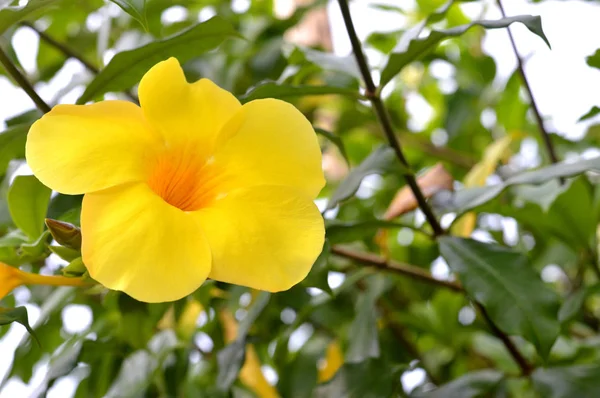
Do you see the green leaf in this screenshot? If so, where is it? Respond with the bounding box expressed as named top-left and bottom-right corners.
top-left (216, 339), bottom-right (246, 391)
top-left (380, 15), bottom-right (550, 88)
top-left (578, 105), bottom-right (600, 122)
top-left (77, 16), bottom-right (240, 104)
top-left (327, 145), bottom-right (405, 211)
top-left (0, 0), bottom-right (61, 35)
top-left (346, 293), bottom-right (380, 363)
top-left (0, 124), bottom-right (29, 178)
top-left (278, 335), bottom-right (329, 398)
top-left (240, 81), bottom-right (361, 102)
top-left (216, 292), bottom-right (270, 391)
top-left (532, 364), bottom-right (600, 398)
top-left (295, 47), bottom-right (361, 80)
top-left (7, 175), bottom-right (51, 239)
top-left (0, 306), bottom-right (39, 344)
top-left (314, 127), bottom-right (349, 164)
top-left (326, 219), bottom-right (423, 244)
top-left (109, 0), bottom-right (148, 31)
top-left (105, 350), bottom-right (157, 398)
top-left (413, 370), bottom-right (504, 398)
top-left (439, 237), bottom-right (560, 359)
top-left (586, 48), bottom-right (600, 69)
top-left (448, 156), bottom-right (600, 214)
top-left (314, 359), bottom-right (399, 398)
top-left (558, 289), bottom-right (586, 324)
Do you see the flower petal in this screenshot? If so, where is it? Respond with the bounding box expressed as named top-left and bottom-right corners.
top-left (81, 183), bottom-right (211, 303)
top-left (195, 186), bottom-right (325, 292)
top-left (26, 101), bottom-right (162, 195)
top-left (213, 99), bottom-right (325, 198)
top-left (138, 57), bottom-right (241, 154)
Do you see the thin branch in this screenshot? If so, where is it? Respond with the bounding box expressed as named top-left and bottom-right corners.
top-left (331, 245), bottom-right (464, 292)
top-left (476, 303), bottom-right (533, 376)
top-left (496, 0), bottom-right (559, 165)
top-left (20, 21), bottom-right (99, 74)
top-left (0, 44), bottom-right (50, 113)
top-left (21, 21), bottom-right (138, 103)
top-left (336, 0), bottom-right (444, 236)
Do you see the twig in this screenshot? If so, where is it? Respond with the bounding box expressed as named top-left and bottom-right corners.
top-left (496, 0), bottom-right (559, 165)
top-left (0, 44), bottom-right (50, 113)
top-left (336, 0), bottom-right (444, 236)
top-left (21, 21), bottom-right (138, 103)
top-left (476, 303), bottom-right (533, 376)
top-left (331, 245), bottom-right (464, 292)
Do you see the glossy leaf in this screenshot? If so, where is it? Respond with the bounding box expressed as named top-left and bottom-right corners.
top-left (314, 359), bottom-right (399, 398)
top-left (77, 16), bottom-right (240, 103)
top-left (532, 364), bottom-right (600, 398)
top-left (0, 0), bottom-right (61, 35)
top-left (7, 175), bottom-right (51, 239)
top-left (326, 145), bottom-right (404, 211)
top-left (240, 81), bottom-right (361, 102)
top-left (0, 124), bottom-right (29, 178)
top-left (109, 0), bottom-right (148, 31)
top-left (0, 306), bottom-right (38, 344)
top-left (380, 15), bottom-right (550, 87)
top-left (413, 369), bottom-right (504, 398)
top-left (439, 237), bottom-right (560, 358)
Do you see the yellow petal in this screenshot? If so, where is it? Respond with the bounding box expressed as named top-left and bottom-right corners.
top-left (0, 262), bottom-right (25, 300)
top-left (81, 183), bottom-right (211, 303)
top-left (138, 57), bottom-right (241, 156)
top-left (195, 186), bottom-right (324, 292)
top-left (213, 99), bottom-right (325, 198)
top-left (26, 101), bottom-right (162, 195)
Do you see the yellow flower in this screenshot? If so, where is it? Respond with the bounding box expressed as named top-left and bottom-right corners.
top-left (26, 58), bottom-right (325, 303)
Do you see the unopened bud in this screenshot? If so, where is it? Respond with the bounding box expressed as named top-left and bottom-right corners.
top-left (45, 218), bottom-right (82, 250)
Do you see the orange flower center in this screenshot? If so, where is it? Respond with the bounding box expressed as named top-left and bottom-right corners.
top-left (147, 150), bottom-right (224, 211)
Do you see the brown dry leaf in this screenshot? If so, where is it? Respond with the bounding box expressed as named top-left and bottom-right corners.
top-left (384, 163), bottom-right (454, 220)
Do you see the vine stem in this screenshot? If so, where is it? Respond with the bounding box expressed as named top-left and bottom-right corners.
top-left (0, 45), bottom-right (50, 113)
top-left (336, 0), bottom-right (444, 236)
top-left (496, 0), bottom-right (559, 165)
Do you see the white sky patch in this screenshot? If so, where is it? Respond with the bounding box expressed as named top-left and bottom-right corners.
top-left (327, 271), bottom-right (345, 290)
top-left (161, 6), bottom-right (188, 25)
top-left (198, 6), bottom-right (217, 22)
top-left (61, 305), bottom-right (93, 334)
top-left (401, 367), bottom-right (426, 394)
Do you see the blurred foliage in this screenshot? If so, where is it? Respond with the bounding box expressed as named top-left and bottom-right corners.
top-left (1, 0), bottom-right (600, 397)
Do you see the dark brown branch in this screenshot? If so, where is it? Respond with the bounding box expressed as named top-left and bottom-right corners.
top-left (331, 245), bottom-right (464, 292)
top-left (336, 0), bottom-right (444, 236)
top-left (0, 44), bottom-right (50, 113)
top-left (496, 0), bottom-right (559, 165)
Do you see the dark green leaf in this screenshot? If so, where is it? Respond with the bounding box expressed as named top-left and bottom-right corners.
top-left (326, 219), bottom-right (424, 244)
top-left (0, 124), bottom-right (29, 178)
top-left (237, 291), bottom-right (270, 338)
top-left (558, 289), bottom-right (586, 324)
top-left (0, 0), bottom-right (61, 35)
top-left (302, 240), bottom-right (333, 295)
top-left (327, 145), bottom-right (405, 211)
top-left (439, 237), bottom-right (560, 359)
top-left (346, 293), bottom-right (380, 363)
top-left (586, 49), bottom-right (600, 69)
top-left (296, 47), bottom-right (361, 80)
top-left (448, 156), bottom-right (600, 214)
top-left (105, 350), bottom-right (157, 398)
top-left (216, 339), bottom-right (246, 391)
top-left (314, 127), bottom-right (349, 164)
top-left (314, 359), bottom-right (398, 398)
top-left (578, 106), bottom-right (600, 122)
top-left (0, 306), bottom-right (39, 344)
top-left (532, 364), bottom-right (600, 398)
top-left (77, 16), bottom-right (240, 103)
top-left (240, 81), bottom-right (360, 102)
top-left (7, 175), bottom-right (51, 239)
top-left (109, 0), bottom-right (148, 31)
top-left (380, 15), bottom-right (550, 87)
top-left (413, 369), bottom-right (503, 398)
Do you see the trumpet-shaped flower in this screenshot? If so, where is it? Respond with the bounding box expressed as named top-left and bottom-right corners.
top-left (26, 58), bottom-right (325, 303)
